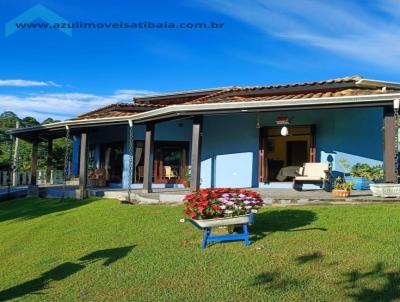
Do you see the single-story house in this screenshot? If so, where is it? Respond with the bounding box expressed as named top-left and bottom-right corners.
top-left (11, 76), bottom-right (400, 198)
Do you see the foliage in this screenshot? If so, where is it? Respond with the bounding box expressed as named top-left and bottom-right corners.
top-left (183, 188), bottom-right (263, 219)
top-left (333, 177), bottom-right (353, 191)
top-left (0, 111), bottom-right (66, 171)
top-left (182, 167), bottom-right (191, 181)
top-left (350, 163), bottom-right (384, 181)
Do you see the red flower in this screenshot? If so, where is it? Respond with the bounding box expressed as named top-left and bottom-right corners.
top-left (185, 195), bottom-right (195, 200)
top-left (201, 200), bottom-right (209, 206)
top-left (182, 188), bottom-right (263, 219)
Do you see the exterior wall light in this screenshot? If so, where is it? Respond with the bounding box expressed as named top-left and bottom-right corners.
top-left (281, 126), bottom-right (289, 136)
top-left (276, 116), bottom-right (290, 136)
top-left (256, 112), bottom-right (261, 129)
top-left (394, 99), bottom-right (400, 110)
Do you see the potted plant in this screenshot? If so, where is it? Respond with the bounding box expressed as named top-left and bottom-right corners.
top-left (182, 188), bottom-right (263, 227)
top-left (181, 168), bottom-right (191, 188)
top-left (332, 177), bottom-right (353, 197)
top-left (347, 163), bottom-right (383, 190)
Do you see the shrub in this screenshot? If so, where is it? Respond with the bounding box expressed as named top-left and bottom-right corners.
top-left (183, 188), bottom-right (263, 220)
top-left (350, 163), bottom-right (383, 181)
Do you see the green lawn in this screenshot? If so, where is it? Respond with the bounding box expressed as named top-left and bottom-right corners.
top-left (1, 198), bottom-right (400, 301)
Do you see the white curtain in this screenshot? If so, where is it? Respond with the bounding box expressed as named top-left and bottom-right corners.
top-left (105, 147), bottom-right (111, 180)
top-left (135, 147), bottom-right (143, 169)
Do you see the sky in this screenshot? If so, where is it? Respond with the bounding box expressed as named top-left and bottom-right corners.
top-left (0, 0), bottom-right (400, 121)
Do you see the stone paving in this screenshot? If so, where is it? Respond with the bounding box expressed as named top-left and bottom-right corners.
top-left (14, 185), bottom-right (400, 205)
top-left (88, 187), bottom-right (400, 205)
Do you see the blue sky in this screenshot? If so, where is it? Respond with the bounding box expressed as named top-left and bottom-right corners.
top-left (0, 0), bottom-right (400, 121)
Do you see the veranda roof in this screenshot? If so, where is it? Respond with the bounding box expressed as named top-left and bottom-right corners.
top-left (9, 76), bottom-right (400, 141)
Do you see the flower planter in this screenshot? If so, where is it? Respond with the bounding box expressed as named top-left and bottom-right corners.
top-left (190, 214), bottom-right (253, 228)
top-left (332, 189), bottom-right (351, 197)
top-left (344, 176), bottom-right (373, 190)
top-left (183, 188), bottom-right (263, 249)
top-left (189, 214), bottom-right (255, 249)
top-left (370, 184), bottom-right (400, 198)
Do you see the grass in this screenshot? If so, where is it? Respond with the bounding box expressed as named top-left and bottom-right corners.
top-left (1, 198), bottom-right (400, 301)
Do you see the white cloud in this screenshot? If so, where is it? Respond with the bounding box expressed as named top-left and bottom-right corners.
top-left (199, 0), bottom-right (400, 68)
top-left (0, 79), bottom-right (61, 87)
top-left (0, 89), bottom-right (156, 122)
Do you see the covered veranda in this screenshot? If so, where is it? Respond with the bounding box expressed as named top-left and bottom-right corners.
top-left (10, 91), bottom-right (400, 200)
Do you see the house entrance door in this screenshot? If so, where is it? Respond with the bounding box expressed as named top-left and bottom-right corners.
top-left (259, 125), bottom-right (315, 182)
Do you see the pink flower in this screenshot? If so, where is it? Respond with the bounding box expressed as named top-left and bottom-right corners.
top-left (179, 218), bottom-right (185, 223)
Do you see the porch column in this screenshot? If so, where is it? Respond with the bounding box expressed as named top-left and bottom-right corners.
top-left (383, 107), bottom-right (397, 183)
top-left (190, 116), bottom-right (203, 191)
top-left (142, 123), bottom-right (154, 193)
top-left (78, 132), bottom-right (88, 199)
top-left (46, 139), bottom-right (53, 184)
top-left (28, 139), bottom-right (39, 196)
top-left (72, 136), bottom-right (81, 177)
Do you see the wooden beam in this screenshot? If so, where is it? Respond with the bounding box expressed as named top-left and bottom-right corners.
top-left (384, 107), bottom-right (397, 183)
top-left (142, 123), bottom-right (154, 193)
top-left (46, 139), bottom-right (53, 184)
top-left (79, 132), bottom-right (88, 199)
top-left (30, 140), bottom-right (38, 186)
top-left (190, 117), bottom-right (203, 191)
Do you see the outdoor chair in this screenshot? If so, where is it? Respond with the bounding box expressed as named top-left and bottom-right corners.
top-left (164, 166), bottom-right (178, 179)
top-left (293, 163), bottom-right (331, 191)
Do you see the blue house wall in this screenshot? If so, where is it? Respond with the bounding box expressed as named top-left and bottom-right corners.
top-left (200, 107), bottom-right (383, 188)
top-left (201, 113), bottom-right (259, 188)
top-left (71, 107), bottom-right (384, 189)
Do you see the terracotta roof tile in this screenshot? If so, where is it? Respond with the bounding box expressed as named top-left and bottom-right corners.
top-left (186, 76), bottom-right (400, 105)
top-left (69, 76), bottom-right (400, 121)
top-left (74, 102), bottom-right (164, 120)
top-left (187, 88), bottom-right (397, 105)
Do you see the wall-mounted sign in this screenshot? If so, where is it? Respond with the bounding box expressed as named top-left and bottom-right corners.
top-left (275, 116), bottom-right (289, 125)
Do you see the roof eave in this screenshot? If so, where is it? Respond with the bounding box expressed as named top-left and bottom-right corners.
top-left (10, 92), bottom-right (400, 137)
top-left (356, 79), bottom-right (400, 89)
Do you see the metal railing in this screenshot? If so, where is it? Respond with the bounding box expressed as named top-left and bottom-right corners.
top-left (0, 170), bottom-right (64, 186)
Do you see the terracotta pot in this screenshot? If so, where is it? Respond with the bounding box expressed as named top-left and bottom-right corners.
top-left (332, 189), bottom-right (351, 197)
top-left (181, 180), bottom-right (190, 188)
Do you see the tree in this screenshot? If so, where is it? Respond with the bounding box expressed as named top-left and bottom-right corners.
top-left (0, 111), bottom-right (19, 170)
top-left (0, 112), bottom-right (69, 172)
top-left (42, 117), bottom-right (60, 125)
top-left (21, 116), bottom-right (40, 127)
